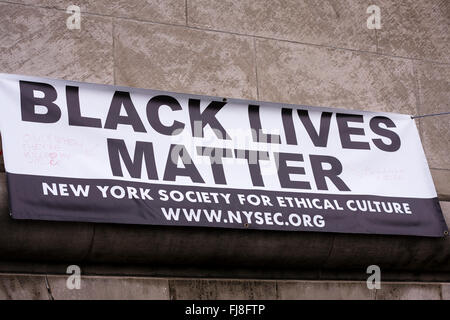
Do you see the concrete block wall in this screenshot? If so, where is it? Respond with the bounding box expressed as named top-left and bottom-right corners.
top-left (0, 0), bottom-right (449, 299)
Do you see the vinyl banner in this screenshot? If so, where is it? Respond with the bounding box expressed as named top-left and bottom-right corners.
top-left (0, 74), bottom-right (447, 237)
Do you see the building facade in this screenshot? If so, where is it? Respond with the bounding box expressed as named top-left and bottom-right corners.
top-left (0, 0), bottom-right (449, 299)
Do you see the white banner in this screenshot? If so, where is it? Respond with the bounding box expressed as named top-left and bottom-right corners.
top-left (0, 73), bottom-right (447, 236)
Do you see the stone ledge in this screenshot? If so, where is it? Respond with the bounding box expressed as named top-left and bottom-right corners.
top-left (0, 274), bottom-right (448, 300)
